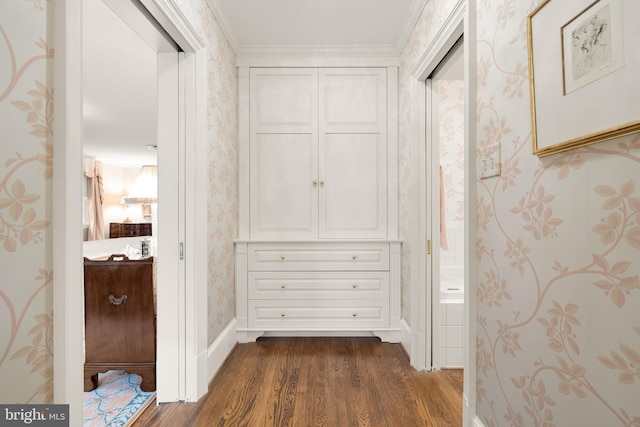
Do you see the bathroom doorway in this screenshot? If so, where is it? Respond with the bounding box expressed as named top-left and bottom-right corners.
top-left (427, 37), bottom-right (465, 370)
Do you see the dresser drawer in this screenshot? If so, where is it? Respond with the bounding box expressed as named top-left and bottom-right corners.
top-left (248, 300), bottom-right (389, 329)
top-left (247, 242), bottom-right (389, 271)
top-left (248, 271), bottom-right (388, 300)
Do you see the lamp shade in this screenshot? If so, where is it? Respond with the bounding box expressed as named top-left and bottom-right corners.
top-left (122, 165), bottom-right (157, 204)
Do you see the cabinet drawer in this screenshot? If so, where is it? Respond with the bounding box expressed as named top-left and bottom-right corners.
top-left (248, 300), bottom-right (389, 329)
top-left (248, 242), bottom-right (389, 271)
top-left (248, 271), bottom-right (388, 300)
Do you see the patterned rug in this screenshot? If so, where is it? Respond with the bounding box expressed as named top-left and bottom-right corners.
top-left (83, 370), bottom-right (155, 427)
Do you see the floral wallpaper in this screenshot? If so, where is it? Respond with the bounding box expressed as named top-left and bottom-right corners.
top-left (474, 0), bottom-right (640, 425)
top-left (4, 1), bottom-right (637, 424)
top-left (194, 4), bottom-right (238, 345)
top-left (439, 80), bottom-right (465, 224)
top-left (401, 0), bottom-right (640, 426)
top-left (0, 0), bottom-right (236, 404)
top-left (0, 0), bottom-right (55, 403)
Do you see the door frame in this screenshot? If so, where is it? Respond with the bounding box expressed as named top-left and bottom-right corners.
top-left (409, 0), bottom-right (477, 425)
top-left (53, 0), bottom-right (207, 423)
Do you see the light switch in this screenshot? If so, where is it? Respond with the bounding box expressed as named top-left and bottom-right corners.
top-left (479, 143), bottom-right (501, 179)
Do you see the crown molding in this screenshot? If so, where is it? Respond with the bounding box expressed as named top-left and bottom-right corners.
top-left (395, 0), bottom-right (428, 54)
top-left (236, 44), bottom-right (400, 67)
top-left (206, 0), bottom-right (240, 54)
top-left (207, 0), bottom-right (425, 63)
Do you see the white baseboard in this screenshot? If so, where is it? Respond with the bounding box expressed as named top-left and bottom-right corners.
top-left (207, 317), bottom-right (238, 383)
top-left (399, 318), bottom-right (412, 356)
top-left (472, 415), bottom-right (486, 427)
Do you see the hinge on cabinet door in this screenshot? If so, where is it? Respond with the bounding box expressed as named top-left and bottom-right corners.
top-left (427, 240), bottom-right (431, 255)
top-left (180, 242), bottom-right (184, 260)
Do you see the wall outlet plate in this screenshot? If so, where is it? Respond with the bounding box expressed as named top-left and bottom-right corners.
top-left (479, 143), bottom-right (501, 179)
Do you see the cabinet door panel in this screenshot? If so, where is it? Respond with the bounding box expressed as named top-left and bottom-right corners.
top-left (320, 133), bottom-right (386, 237)
top-left (250, 68), bottom-right (319, 239)
top-left (319, 68), bottom-right (387, 238)
top-left (251, 68), bottom-right (317, 130)
top-left (250, 133), bottom-right (318, 238)
top-left (320, 68), bottom-right (386, 133)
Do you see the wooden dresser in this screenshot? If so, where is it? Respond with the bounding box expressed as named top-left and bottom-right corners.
top-left (109, 222), bottom-right (152, 238)
top-left (83, 255), bottom-right (156, 391)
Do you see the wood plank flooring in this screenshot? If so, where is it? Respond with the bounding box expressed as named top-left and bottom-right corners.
top-left (132, 337), bottom-right (463, 427)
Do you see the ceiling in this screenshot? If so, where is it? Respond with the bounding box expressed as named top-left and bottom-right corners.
top-left (213, 0), bottom-right (422, 51)
top-left (82, 0), bottom-right (426, 167)
top-left (82, 0), bottom-right (162, 167)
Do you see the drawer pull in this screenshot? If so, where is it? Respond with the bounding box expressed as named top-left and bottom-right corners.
top-left (109, 294), bottom-right (128, 305)
top-left (280, 284), bottom-right (286, 289)
top-left (352, 255), bottom-right (357, 260)
top-left (352, 284), bottom-right (358, 289)
top-left (280, 255), bottom-right (285, 260)
top-left (352, 313), bottom-right (358, 317)
top-left (281, 312), bottom-right (286, 317)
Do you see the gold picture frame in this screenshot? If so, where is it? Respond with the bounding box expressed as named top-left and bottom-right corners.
top-left (527, 0), bottom-right (640, 157)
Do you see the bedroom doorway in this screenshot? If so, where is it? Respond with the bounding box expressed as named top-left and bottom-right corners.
top-left (81, 0), bottom-right (181, 403)
top-left (54, 0), bottom-right (208, 422)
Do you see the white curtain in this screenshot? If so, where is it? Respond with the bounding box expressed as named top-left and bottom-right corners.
top-left (83, 158), bottom-right (105, 240)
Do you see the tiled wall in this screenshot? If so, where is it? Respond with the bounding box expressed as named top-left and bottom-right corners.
top-left (440, 302), bottom-right (464, 367)
top-left (441, 220), bottom-right (465, 267)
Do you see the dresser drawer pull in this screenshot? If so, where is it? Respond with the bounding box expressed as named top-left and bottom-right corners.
top-left (109, 295), bottom-right (128, 305)
top-left (352, 255), bottom-right (357, 260)
top-left (281, 312), bottom-right (286, 317)
top-left (352, 313), bottom-right (358, 317)
top-left (280, 255), bottom-right (285, 260)
top-left (280, 284), bottom-right (286, 289)
top-left (352, 284), bottom-right (359, 289)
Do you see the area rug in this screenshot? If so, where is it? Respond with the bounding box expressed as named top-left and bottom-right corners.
top-left (83, 370), bottom-right (155, 427)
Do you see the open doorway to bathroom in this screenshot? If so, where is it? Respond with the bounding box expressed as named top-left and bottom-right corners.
top-left (427, 36), bottom-right (465, 370)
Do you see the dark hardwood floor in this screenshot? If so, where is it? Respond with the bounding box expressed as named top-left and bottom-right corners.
top-left (133, 337), bottom-right (463, 427)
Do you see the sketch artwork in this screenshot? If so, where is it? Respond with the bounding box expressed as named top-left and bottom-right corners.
top-left (562, 0), bottom-right (624, 94)
top-left (571, 6), bottom-right (612, 80)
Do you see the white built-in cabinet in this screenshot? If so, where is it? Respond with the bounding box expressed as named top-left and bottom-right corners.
top-left (236, 66), bottom-right (400, 342)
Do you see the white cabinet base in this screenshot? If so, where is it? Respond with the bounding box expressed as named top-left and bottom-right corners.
top-left (235, 241), bottom-right (402, 343)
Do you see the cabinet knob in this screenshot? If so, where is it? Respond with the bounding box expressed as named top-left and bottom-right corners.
top-left (281, 284), bottom-right (286, 289)
top-left (281, 312), bottom-right (286, 317)
top-left (313, 180), bottom-right (318, 185)
top-left (352, 284), bottom-right (358, 289)
top-left (352, 255), bottom-right (357, 260)
top-left (352, 313), bottom-right (358, 317)
top-left (280, 255), bottom-right (285, 260)
top-left (320, 180), bottom-right (325, 185)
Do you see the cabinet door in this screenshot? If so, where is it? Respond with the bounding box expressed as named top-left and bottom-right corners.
top-left (319, 68), bottom-right (387, 238)
top-left (250, 69), bottom-right (319, 239)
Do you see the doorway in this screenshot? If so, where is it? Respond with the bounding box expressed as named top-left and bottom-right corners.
top-left (82, 0), bottom-right (180, 406)
top-left (53, 0), bottom-right (208, 423)
top-left (426, 37), bottom-right (465, 370)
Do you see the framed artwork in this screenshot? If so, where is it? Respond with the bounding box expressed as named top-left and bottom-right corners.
top-left (527, 0), bottom-right (640, 156)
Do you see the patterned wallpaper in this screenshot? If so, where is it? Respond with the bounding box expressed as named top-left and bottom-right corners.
top-left (3, 1), bottom-right (638, 424)
top-left (195, 4), bottom-right (238, 345)
top-left (0, 0), bottom-right (237, 404)
top-left (439, 80), bottom-right (465, 224)
top-left (474, 0), bottom-right (639, 425)
top-left (0, 1), bottom-right (54, 404)
top-left (400, 0), bottom-right (640, 425)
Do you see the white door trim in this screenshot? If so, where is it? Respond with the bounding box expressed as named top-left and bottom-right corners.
top-left (409, 0), bottom-right (478, 425)
top-left (53, 0), bottom-right (207, 424)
